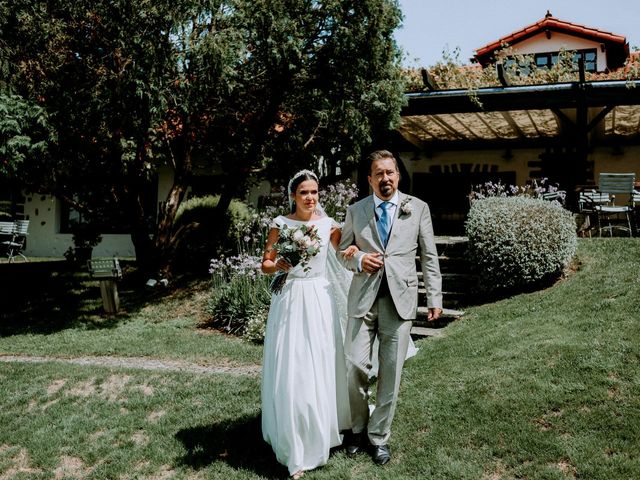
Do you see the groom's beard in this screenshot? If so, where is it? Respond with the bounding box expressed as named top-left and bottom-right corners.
top-left (379, 183), bottom-right (395, 197)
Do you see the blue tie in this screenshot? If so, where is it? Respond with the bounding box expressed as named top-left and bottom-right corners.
top-left (377, 201), bottom-right (391, 247)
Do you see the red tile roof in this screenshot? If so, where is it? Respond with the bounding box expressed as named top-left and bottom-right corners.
top-left (475, 12), bottom-right (626, 58)
top-left (474, 12), bottom-right (629, 70)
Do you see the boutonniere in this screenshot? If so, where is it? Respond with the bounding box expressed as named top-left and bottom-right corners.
top-left (400, 197), bottom-right (413, 215)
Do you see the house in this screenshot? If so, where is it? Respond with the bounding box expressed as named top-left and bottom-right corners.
top-left (1, 166), bottom-right (172, 258)
top-left (474, 10), bottom-right (629, 72)
top-left (394, 12), bottom-right (640, 233)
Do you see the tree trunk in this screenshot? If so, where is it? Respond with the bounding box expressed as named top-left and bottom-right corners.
top-left (153, 139), bottom-right (192, 277)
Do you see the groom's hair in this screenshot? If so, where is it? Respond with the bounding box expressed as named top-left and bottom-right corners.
top-left (367, 150), bottom-right (399, 173)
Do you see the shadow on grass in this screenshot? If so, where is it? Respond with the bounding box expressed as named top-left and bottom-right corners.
top-left (175, 413), bottom-right (285, 479)
top-left (0, 259), bottom-right (208, 337)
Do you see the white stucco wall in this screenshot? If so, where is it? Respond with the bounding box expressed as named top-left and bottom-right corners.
top-left (22, 194), bottom-right (136, 258)
top-left (511, 31), bottom-right (607, 71)
top-left (22, 165), bottom-right (177, 258)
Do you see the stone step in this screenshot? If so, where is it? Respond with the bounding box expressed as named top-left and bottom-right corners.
top-left (434, 236), bottom-right (469, 246)
top-left (414, 306), bottom-right (464, 328)
top-left (435, 237), bottom-right (469, 256)
top-left (411, 326), bottom-right (445, 338)
top-left (418, 272), bottom-right (477, 289)
top-left (436, 256), bottom-right (470, 271)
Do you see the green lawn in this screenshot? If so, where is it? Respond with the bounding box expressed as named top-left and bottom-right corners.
top-left (1, 239), bottom-right (639, 479)
top-left (0, 265), bottom-right (262, 366)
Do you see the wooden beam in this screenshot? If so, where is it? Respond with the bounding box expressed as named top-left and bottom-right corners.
top-left (496, 63), bottom-right (511, 87)
top-left (587, 105), bottom-right (615, 133)
top-left (431, 115), bottom-right (467, 140)
top-left (525, 110), bottom-right (543, 137)
top-left (402, 116), bottom-right (437, 139)
top-left (421, 69), bottom-right (438, 91)
top-left (551, 108), bottom-right (575, 133)
top-left (500, 111), bottom-right (525, 138)
top-left (450, 113), bottom-right (482, 139)
top-left (401, 80), bottom-right (640, 116)
top-left (473, 112), bottom-right (502, 138)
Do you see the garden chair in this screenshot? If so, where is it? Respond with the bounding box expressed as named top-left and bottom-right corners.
top-left (0, 221), bottom-right (14, 257)
top-left (541, 190), bottom-right (566, 205)
top-left (577, 190), bottom-right (610, 237)
top-left (2, 219), bottom-right (29, 262)
top-left (595, 173), bottom-right (636, 237)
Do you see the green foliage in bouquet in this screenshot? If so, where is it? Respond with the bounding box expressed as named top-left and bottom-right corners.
top-left (269, 223), bottom-right (321, 294)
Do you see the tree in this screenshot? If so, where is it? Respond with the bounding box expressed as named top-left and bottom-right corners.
top-left (0, 0), bottom-right (405, 275)
top-left (0, 93), bottom-right (54, 180)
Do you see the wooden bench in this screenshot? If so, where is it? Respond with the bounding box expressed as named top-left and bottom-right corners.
top-left (87, 258), bottom-right (122, 314)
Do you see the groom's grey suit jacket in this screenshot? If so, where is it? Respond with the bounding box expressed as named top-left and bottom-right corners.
top-left (338, 192), bottom-right (442, 320)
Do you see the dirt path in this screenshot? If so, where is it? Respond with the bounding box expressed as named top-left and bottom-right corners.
top-left (0, 354), bottom-right (261, 376)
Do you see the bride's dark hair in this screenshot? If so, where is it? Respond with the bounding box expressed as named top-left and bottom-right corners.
top-left (288, 170), bottom-right (319, 214)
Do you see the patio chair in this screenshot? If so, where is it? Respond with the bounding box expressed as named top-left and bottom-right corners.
top-left (595, 173), bottom-right (636, 237)
top-left (577, 190), bottom-right (610, 237)
top-left (2, 219), bottom-right (29, 262)
top-left (541, 190), bottom-right (566, 205)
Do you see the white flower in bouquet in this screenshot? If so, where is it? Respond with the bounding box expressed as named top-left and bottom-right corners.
top-left (270, 223), bottom-right (322, 294)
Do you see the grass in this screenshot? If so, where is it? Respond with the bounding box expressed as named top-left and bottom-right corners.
top-left (0, 239), bottom-right (639, 479)
top-left (0, 262), bottom-right (262, 366)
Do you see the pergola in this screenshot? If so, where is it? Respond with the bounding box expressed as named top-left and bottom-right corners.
top-left (399, 78), bottom-right (640, 187)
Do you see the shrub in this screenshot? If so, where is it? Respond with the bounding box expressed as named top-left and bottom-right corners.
top-left (175, 195), bottom-right (250, 226)
top-left (206, 253), bottom-right (270, 342)
top-left (319, 179), bottom-right (358, 224)
top-left (468, 177), bottom-right (565, 203)
top-left (172, 195), bottom-right (251, 272)
top-left (465, 196), bottom-right (577, 293)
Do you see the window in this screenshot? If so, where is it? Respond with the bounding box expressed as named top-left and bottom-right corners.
top-left (504, 57), bottom-right (531, 77)
top-left (573, 49), bottom-right (597, 72)
top-left (59, 180), bottom-right (158, 234)
top-left (533, 49), bottom-right (597, 72)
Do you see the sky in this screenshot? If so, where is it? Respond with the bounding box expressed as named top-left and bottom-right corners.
top-left (395, 0), bottom-right (640, 67)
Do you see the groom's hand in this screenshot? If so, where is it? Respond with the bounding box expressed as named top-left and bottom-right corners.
top-left (361, 252), bottom-right (384, 274)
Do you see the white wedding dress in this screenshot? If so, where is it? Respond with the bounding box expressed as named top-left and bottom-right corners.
top-left (261, 215), bottom-right (351, 476)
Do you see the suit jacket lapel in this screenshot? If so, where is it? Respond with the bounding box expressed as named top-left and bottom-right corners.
top-left (386, 191), bottom-right (406, 248)
top-left (366, 196), bottom-right (384, 249)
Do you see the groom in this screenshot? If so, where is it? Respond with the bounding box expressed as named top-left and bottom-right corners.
top-left (337, 150), bottom-right (442, 465)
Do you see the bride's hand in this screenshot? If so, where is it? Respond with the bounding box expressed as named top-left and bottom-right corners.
top-left (340, 245), bottom-right (359, 259)
top-left (275, 258), bottom-right (293, 272)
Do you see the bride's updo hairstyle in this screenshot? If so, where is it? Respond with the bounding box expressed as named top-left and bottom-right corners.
top-left (288, 169), bottom-right (319, 214)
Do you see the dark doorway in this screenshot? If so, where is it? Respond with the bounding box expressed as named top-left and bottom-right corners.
top-left (413, 166), bottom-right (516, 235)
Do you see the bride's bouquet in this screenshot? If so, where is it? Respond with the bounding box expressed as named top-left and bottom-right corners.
top-left (270, 223), bottom-right (321, 294)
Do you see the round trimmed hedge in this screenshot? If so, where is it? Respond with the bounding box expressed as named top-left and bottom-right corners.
top-left (465, 196), bottom-right (577, 292)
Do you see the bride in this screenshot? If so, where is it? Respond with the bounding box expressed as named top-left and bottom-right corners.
top-left (260, 170), bottom-right (353, 478)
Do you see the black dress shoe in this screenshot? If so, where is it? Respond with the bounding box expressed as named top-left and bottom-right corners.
top-left (344, 431), bottom-right (366, 455)
top-left (372, 444), bottom-right (391, 465)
